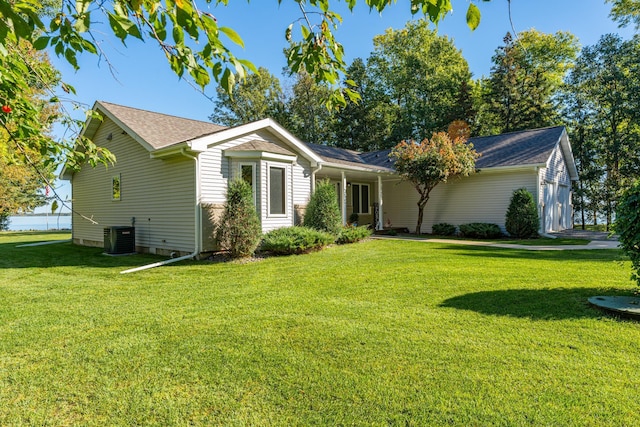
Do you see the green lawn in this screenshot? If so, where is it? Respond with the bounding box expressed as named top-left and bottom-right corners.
top-left (1, 231), bottom-right (639, 425)
top-left (397, 233), bottom-right (591, 246)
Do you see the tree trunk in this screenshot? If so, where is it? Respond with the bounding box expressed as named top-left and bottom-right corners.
top-left (416, 204), bottom-right (424, 235)
top-left (415, 199), bottom-right (429, 235)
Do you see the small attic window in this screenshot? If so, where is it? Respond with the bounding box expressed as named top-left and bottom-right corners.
top-left (112, 174), bottom-right (121, 201)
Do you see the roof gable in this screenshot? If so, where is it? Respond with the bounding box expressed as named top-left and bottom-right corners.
top-left (87, 101), bottom-right (227, 151)
top-left (189, 118), bottom-right (324, 166)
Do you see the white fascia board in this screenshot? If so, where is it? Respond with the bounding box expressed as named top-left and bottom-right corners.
top-left (150, 143), bottom-right (190, 159)
top-left (189, 118), bottom-right (323, 166)
top-left (559, 128), bottom-right (579, 181)
top-left (476, 164), bottom-right (544, 174)
top-left (93, 101), bottom-right (156, 152)
top-left (322, 162), bottom-right (396, 175)
top-left (224, 150), bottom-right (298, 163)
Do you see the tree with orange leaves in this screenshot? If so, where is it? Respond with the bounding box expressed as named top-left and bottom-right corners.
top-left (390, 123), bottom-right (478, 234)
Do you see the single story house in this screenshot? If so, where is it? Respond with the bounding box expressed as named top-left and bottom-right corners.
top-left (61, 101), bottom-right (578, 256)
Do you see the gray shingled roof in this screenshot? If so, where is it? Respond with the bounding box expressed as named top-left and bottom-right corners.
top-left (96, 101), bottom-right (566, 172)
top-left (470, 126), bottom-right (565, 169)
top-left (306, 143), bottom-right (395, 172)
top-left (306, 126), bottom-right (567, 171)
top-left (98, 101), bottom-right (227, 149)
top-left (226, 140), bottom-right (296, 156)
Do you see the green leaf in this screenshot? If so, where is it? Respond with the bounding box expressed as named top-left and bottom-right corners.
top-left (237, 58), bottom-right (258, 74)
top-left (220, 26), bottom-right (244, 48)
top-left (466, 3), bottom-right (481, 31)
top-left (64, 48), bottom-right (79, 69)
top-left (107, 12), bottom-right (127, 41)
top-left (74, 13), bottom-right (91, 33)
top-left (188, 61), bottom-right (211, 89)
top-left (300, 25), bottom-right (311, 40)
top-left (107, 12), bottom-right (142, 41)
top-left (220, 67), bottom-right (235, 95)
top-left (33, 36), bottom-right (50, 50)
top-left (81, 38), bottom-right (97, 54)
top-left (173, 25), bottom-right (184, 45)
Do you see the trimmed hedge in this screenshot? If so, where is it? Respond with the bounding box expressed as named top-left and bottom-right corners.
top-left (261, 226), bottom-right (335, 255)
top-left (505, 188), bottom-right (539, 238)
top-left (459, 223), bottom-right (503, 239)
top-left (432, 223), bottom-right (456, 236)
top-left (214, 179), bottom-right (262, 258)
top-left (336, 225), bottom-right (372, 244)
top-left (304, 179), bottom-right (342, 235)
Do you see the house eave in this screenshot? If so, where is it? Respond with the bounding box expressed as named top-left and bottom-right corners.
top-left (558, 128), bottom-right (579, 180)
top-left (149, 143), bottom-right (192, 159)
top-left (190, 118), bottom-right (323, 167)
top-left (321, 161), bottom-right (395, 174)
top-left (476, 163), bottom-right (546, 174)
top-left (224, 150), bottom-right (298, 163)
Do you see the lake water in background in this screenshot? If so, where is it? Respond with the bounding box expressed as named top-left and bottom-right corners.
top-left (6, 215), bottom-right (71, 231)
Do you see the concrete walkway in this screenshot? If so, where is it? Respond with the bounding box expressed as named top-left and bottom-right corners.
top-left (372, 234), bottom-right (620, 251)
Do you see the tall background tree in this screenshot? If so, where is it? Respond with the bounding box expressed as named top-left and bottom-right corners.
top-left (477, 30), bottom-right (579, 135)
top-left (607, 0), bottom-right (640, 30)
top-left (209, 67), bottom-right (288, 126)
top-left (564, 33), bottom-right (640, 230)
top-left (367, 20), bottom-right (474, 146)
top-left (286, 72), bottom-right (336, 145)
top-left (331, 58), bottom-right (395, 151)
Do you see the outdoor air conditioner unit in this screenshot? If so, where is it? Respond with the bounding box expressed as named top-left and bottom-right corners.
top-left (104, 226), bottom-right (136, 255)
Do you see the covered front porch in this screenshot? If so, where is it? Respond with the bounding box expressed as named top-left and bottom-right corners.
top-left (314, 165), bottom-right (396, 230)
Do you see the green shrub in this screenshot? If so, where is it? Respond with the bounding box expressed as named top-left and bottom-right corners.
top-left (459, 223), bottom-right (503, 239)
top-left (505, 188), bottom-right (539, 238)
top-left (261, 226), bottom-right (335, 255)
top-left (214, 179), bottom-right (262, 258)
top-left (615, 180), bottom-right (640, 287)
top-left (432, 223), bottom-right (456, 236)
top-left (336, 225), bottom-right (372, 244)
top-left (304, 179), bottom-right (342, 235)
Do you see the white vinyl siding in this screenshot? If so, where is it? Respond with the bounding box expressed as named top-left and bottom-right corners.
top-left (539, 144), bottom-right (573, 232)
top-left (199, 130), bottom-right (312, 233)
top-left (382, 169), bottom-right (538, 233)
top-left (71, 117), bottom-right (196, 253)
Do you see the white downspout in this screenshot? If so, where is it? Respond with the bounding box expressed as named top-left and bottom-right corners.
top-left (341, 171), bottom-right (347, 226)
top-left (311, 163), bottom-right (322, 193)
top-left (121, 148), bottom-right (201, 274)
top-left (377, 175), bottom-right (383, 231)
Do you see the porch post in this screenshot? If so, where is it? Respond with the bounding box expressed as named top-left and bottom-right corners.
top-left (341, 171), bottom-right (347, 226)
top-left (377, 175), bottom-right (383, 231)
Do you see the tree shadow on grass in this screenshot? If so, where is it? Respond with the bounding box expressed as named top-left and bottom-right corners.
top-left (0, 239), bottom-right (165, 269)
top-left (432, 243), bottom-right (624, 263)
top-left (439, 287), bottom-right (636, 320)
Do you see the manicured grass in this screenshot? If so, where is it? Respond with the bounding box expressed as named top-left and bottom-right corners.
top-left (1, 232), bottom-right (639, 425)
top-left (575, 224), bottom-right (609, 232)
top-left (399, 233), bottom-right (590, 246)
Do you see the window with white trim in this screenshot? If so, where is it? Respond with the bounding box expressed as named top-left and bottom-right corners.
top-left (269, 166), bottom-right (286, 215)
top-left (239, 163), bottom-right (256, 203)
top-left (112, 174), bottom-right (121, 201)
top-left (351, 183), bottom-right (369, 214)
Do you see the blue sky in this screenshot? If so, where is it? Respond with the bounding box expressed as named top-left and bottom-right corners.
top-left (44, 0), bottom-right (634, 212)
